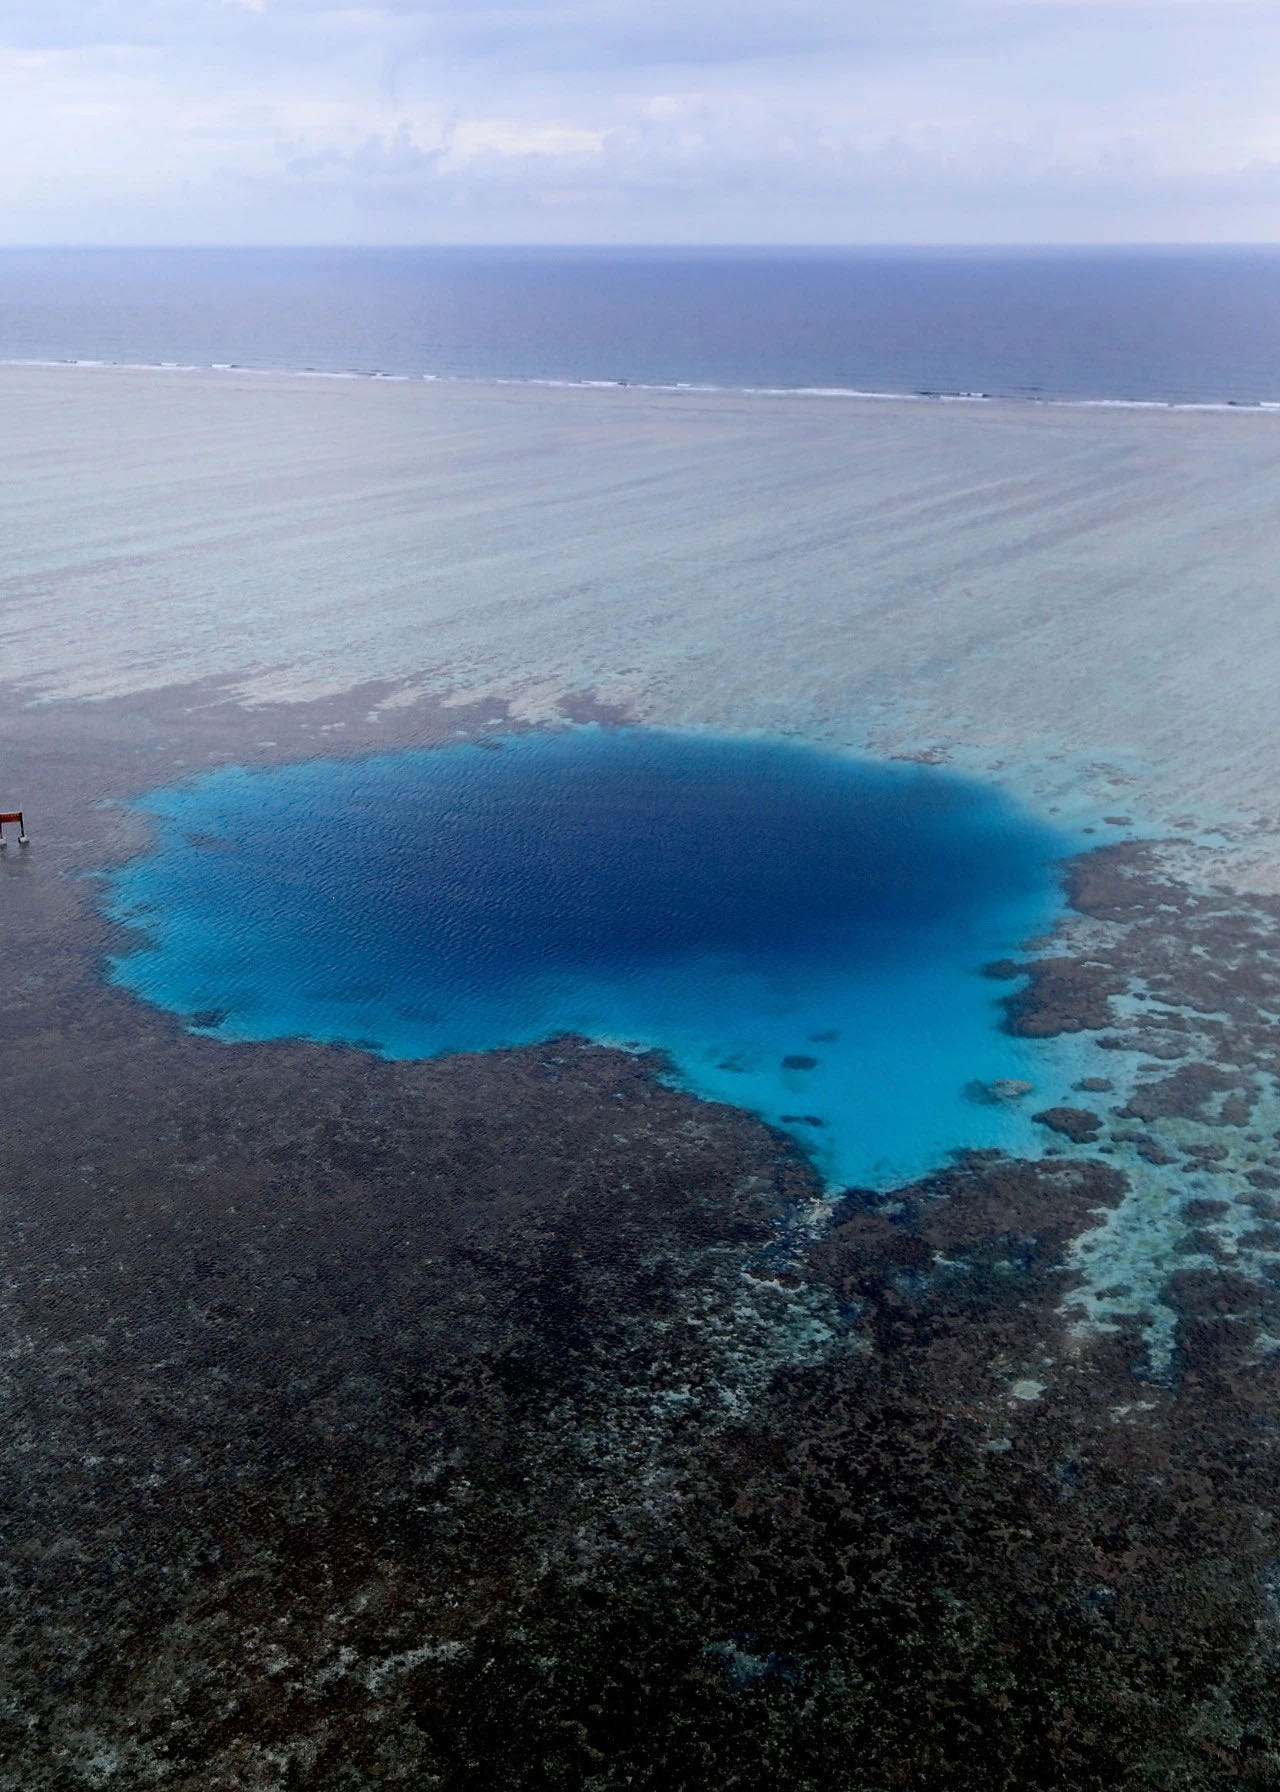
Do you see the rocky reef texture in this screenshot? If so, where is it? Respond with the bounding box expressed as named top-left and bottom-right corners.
top-left (3, 1015), bottom-right (1280, 1789)
top-left (994, 841), bottom-right (1280, 1367)
top-left (0, 1022), bottom-right (834, 1789)
top-left (3, 684), bottom-right (1280, 1787)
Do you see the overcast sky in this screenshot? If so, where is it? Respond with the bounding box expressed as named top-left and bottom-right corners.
top-left (1, 0), bottom-right (1277, 243)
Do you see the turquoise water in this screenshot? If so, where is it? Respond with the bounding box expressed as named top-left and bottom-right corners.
top-left (104, 729), bottom-right (1077, 1188)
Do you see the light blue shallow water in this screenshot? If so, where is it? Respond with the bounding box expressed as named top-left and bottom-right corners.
top-left (103, 728), bottom-right (1079, 1189)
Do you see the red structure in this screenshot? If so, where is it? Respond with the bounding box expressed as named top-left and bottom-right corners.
top-left (0, 810), bottom-right (28, 846)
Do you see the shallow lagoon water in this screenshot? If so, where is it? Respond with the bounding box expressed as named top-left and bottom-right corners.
top-left (105, 728), bottom-right (1078, 1188)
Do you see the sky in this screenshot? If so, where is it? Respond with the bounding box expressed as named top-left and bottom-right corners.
top-left (0, 0), bottom-right (1278, 243)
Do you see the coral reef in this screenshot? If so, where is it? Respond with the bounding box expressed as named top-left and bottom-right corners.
top-left (5, 693), bottom-right (1280, 1787)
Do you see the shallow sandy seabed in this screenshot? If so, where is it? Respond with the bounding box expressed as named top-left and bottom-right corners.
top-left (3, 362), bottom-right (1280, 886)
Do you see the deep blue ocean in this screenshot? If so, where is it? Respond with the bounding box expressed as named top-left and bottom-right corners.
top-left (3, 245), bottom-right (1280, 404)
top-left (105, 729), bottom-right (1077, 1189)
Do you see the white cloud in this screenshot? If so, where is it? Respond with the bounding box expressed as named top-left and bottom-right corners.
top-left (0, 0), bottom-right (1277, 238)
top-left (449, 119), bottom-right (606, 160)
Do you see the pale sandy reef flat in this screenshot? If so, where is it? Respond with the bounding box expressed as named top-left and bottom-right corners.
top-left (4, 363), bottom-right (1280, 886)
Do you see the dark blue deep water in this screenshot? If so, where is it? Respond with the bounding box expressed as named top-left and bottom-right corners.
top-left (4, 245), bottom-right (1280, 404)
top-left (105, 729), bottom-right (1077, 1187)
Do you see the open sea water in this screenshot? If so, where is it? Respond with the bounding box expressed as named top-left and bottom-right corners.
top-left (3, 244), bottom-right (1280, 404)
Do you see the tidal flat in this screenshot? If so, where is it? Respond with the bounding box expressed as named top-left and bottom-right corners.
top-left (5, 366), bottom-right (1280, 1788)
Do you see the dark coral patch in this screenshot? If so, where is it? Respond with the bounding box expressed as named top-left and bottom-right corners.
top-left (1032, 1105), bottom-right (1102, 1144)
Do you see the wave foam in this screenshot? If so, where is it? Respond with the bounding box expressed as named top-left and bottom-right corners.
top-left (2, 355), bottom-right (1279, 413)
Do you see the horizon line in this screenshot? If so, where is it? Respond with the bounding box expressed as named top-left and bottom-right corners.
top-left (2, 240), bottom-right (1280, 254)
